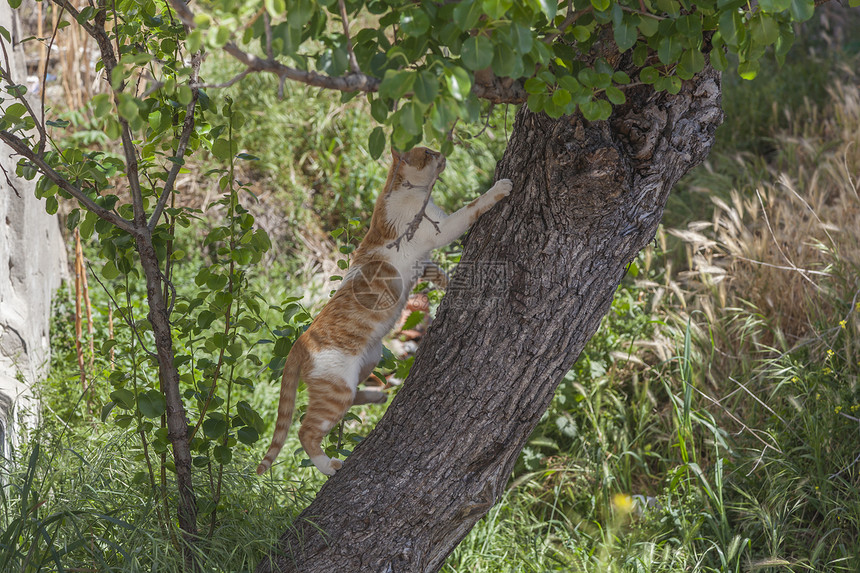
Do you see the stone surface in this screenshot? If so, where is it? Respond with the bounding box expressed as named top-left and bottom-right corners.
top-left (0, 3), bottom-right (67, 456)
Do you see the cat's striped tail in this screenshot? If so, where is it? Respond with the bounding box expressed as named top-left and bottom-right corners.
top-left (256, 343), bottom-right (304, 475)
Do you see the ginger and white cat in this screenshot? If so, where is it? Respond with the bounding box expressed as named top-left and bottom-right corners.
top-left (256, 147), bottom-right (512, 476)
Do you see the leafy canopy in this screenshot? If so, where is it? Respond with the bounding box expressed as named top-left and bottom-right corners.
top-left (175, 0), bottom-right (839, 155)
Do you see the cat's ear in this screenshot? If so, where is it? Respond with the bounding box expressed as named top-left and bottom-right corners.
top-left (390, 147), bottom-right (403, 161)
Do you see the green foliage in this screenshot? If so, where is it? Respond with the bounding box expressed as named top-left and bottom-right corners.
top-left (160, 0), bottom-right (830, 157)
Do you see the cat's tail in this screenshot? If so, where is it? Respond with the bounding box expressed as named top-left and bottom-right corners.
top-left (256, 341), bottom-right (306, 475)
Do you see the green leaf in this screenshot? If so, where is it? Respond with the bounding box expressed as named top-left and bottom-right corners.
top-left (789, 0), bottom-right (814, 21)
top-left (400, 8), bottom-right (430, 37)
top-left (738, 59), bottom-right (760, 80)
top-left (45, 195), bottom-right (58, 215)
top-left (45, 118), bottom-right (70, 128)
top-left (775, 22), bottom-right (795, 56)
top-left (92, 93), bottom-right (112, 118)
top-left (3, 102), bottom-right (26, 120)
top-left (526, 93), bottom-right (546, 113)
top-left (850, 0), bottom-right (859, 7)
top-left (288, 0), bottom-right (315, 28)
top-left (749, 13), bottom-right (779, 47)
top-left (203, 417), bottom-right (228, 440)
top-left (8, 0), bottom-right (22, 9)
top-left (138, 390), bottom-right (166, 418)
top-left (718, 9), bottom-right (745, 47)
top-left (430, 98), bottom-right (458, 132)
top-left (368, 126), bottom-right (386, 160)
top-left (398, 101), bottom-right (424, 136)
top-left (102, 260), bottom-right (120, 280)
top-left (274, 336), bottom-right (292, 357)
top-left (238, 426), bottom-right (260, 445)
top-left (710, 47), bottom-right (729, 71)
top-left (675, 14), bottom-right (702, 38)
top-left (679, 48), bottom-right (705, 75)
top-left (535, 0), bottom-right (557, 22)
top-left (482, 0), bottom-right (513, 19)
top-left (580, 99), bottom-right (612, 121)
top-left (212, 138), bottom-right (233, 160)
top-left (612, 71), bottom-right (631, 84)
top-left (509, 22), bottom-right (534, 55)
top-left (639, 66), bottom-right (660, 84)
top-left (656, 0), bottom-right (680, 16)
top-left (524, 77), bottom-right (546, 94)
top-left (110, 389), bottom-right (136, 410)
top-left (401, 311), bottom-right (425, 331)
top-left (177, 85), bottom-right (193, 105)
top-left (414, 71), bottom-right (438, 104)
top-left (461, 36), bottom-right (493, 71)
top-left (444, 66), bottom-right (472, 101)
top-left (370, 97), bottom-right (388, 122)
top-left (759, 0), bottom-right (791, 11)
top-left (0, 26), bottom-right (9, 43)
top-left (613, 15), bottom-right (638, 52)
top-left (118, 96), bottom-right (139, 121)
top-left (572, 26), bottom-right (590, 42)
top-left (213, 445), bottom-right (232, 464)
top-left (590, 0), bottom-right (610, 11)
top-left (552, 88), bottom-right (571, 108)
top-left (379, 69), bottom-right (416, 101)
top-left (492, 41), bottom-right (516, 77)
top-left (638, 17), bottom-right (659, 37)
top-left (265, 0), bottom-right (286, 17)
top-left (453, 0), bottom-right (483, 30)
top-left (101, 339), bottom-right (117, 356)
top-left (605, 86), bottom-right (625, 105)
top-left (100, 402), bottom-right (115, 423)
top-left (237, 400), bottom-right (265, 432)
top-left (657, 35), bottom-right (683, 65)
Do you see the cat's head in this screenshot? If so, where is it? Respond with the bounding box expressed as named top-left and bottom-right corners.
top-left (390, 147), bottom-right (446, 188)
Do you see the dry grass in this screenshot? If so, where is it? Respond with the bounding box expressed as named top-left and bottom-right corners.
top-left (661, 72), bottom-right (860, 385)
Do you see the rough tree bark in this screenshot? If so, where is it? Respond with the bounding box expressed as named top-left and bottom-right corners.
top-left (257, 64), bottom-right (723, 572)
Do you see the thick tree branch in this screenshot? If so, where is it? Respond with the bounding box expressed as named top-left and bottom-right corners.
top-left (222, 42), bottom-right (381, 92)
top-left (0, 129), bottom-right (136, 234)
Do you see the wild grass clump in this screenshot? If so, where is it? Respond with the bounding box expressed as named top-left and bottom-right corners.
top-left (0, 429), bottom-right (313, 572)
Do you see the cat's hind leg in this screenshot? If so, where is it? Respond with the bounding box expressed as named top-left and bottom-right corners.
top-left (351, 342), bottom-right (387, 406)
top-left (299, 377), bottom-right (355, 476)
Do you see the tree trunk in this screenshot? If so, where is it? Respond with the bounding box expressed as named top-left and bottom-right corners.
top-left (257, 64), bottom-right (723, 573)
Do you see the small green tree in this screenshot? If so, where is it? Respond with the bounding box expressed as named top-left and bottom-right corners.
top-left (0, 0), bottom-right (852, 570)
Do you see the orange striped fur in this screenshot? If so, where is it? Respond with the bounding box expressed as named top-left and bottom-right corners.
top-left (257, 147), bottom-right (512, 476)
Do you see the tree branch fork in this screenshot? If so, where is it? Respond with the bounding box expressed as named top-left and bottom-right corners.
top-left (163, 0), bottom-right (528, 104)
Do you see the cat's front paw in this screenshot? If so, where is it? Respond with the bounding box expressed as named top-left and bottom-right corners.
top-left (491, 179), bottom-right (513, 201)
